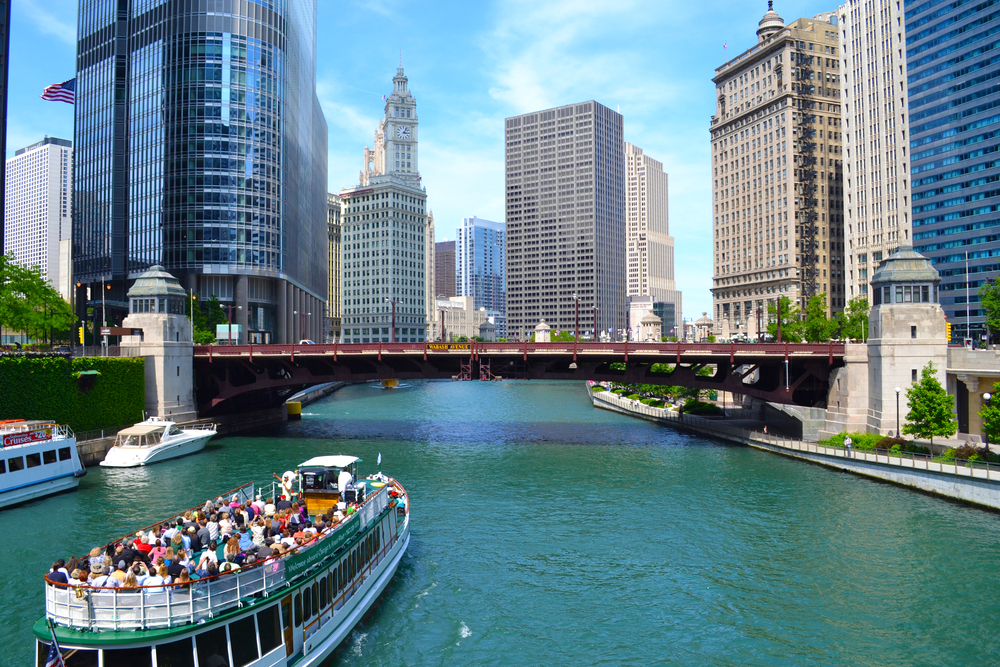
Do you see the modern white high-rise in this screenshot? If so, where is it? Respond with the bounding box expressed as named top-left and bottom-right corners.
top-left (341, 67), bottom-right (428, 343)
top-left (838, 0), bottom-right (911, 300)
top-left (4, 137), bottom-right (73, 301)
top-left (625, 142), bottom-right (681, 332)
top-left (457, 216), bottom-right (506, 337)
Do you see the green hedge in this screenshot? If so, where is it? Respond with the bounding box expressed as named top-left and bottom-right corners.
top-left (0, 356), bottom-right (145, 431)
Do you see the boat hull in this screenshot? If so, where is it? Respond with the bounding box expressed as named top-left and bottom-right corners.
top-left (99, 433), bottom-right (215, 467)
top-left (0, 473), bottom-right (81, 510)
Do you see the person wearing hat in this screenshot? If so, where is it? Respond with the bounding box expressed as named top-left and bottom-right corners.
top-left (111, 561), bottom-right (128, 583)
top-left (89, 562), bottom-right (120, 588)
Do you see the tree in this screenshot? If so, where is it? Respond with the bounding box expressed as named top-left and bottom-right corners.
top-left (766, 295), bottom-right (802, 342)
top-left (979, 381), bottom-right (1000, 450)
top-left (979, 277), bottom-right (1000, 342)
top-left (187, 294), bottom-right (228, 344)
top-left (803, 293), bottom-right (839, 342)
top-left (0, 254), bottom-right (76, 344)
top-left (902, 362), bottom-right (958, 445)
top-left (840, 296), bottom-right (870, 342)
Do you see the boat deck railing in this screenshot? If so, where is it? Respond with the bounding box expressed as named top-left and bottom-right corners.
top-left (44, 482), bottom-right (395, 632)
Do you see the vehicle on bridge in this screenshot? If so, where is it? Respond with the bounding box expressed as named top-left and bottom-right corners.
top-left (100, 417), bottom-right (218, 468)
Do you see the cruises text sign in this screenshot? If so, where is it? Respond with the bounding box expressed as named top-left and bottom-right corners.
top-left (2, 429), bottom-right (52, 448)
top-left (284, 512), bottom-right (361, 580)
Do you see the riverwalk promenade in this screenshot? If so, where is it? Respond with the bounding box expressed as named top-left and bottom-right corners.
top-left (589, 384), bottom-right (1000, 511)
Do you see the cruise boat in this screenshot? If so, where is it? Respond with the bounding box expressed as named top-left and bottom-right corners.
top-left (36, 455), bottom-right (411, 666)
top-left (0, 420), bottom-right (85, 509)
top-left (100, 418), bottom-right (218, 467)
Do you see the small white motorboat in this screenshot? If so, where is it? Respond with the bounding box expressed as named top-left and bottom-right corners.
top-left (99, 418), bottom-right (217, 467)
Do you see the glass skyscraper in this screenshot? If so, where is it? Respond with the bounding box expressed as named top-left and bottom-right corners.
top-left (456, 216), bottom-right (505, 337)
top-left (906, 0), bottom-right (1000, 342)
top-left (73, 0), bottom-right (328, 343)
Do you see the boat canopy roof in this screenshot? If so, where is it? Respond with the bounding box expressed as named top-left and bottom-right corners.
top-left (118, 424), bottom-right (167, 436)
top-left (298, 455), bottom-right (359, 469)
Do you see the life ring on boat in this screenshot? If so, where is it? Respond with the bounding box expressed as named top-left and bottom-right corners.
top-left (281, 470), bottom-right (296, 498)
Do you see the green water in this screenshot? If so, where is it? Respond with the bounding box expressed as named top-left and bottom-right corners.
top-left (3, 380), bottom-right (1000, 665)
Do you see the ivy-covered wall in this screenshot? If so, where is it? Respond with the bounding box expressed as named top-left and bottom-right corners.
top-left (0, 356), bottom-right (145, 432)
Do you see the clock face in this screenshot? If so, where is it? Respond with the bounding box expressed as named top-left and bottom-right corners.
top-left (396, 125), bottom-right (411, 140)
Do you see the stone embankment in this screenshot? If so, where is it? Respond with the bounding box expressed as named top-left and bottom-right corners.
top-left (589, 384), bottom-right (1000, 511)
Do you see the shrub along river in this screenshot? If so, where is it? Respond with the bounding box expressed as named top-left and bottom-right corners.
top-left (3, 380), bottom-right (1000, 665)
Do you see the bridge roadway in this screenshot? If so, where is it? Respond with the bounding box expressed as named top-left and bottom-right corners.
top-left (192, 341), bottom-right (846, 416)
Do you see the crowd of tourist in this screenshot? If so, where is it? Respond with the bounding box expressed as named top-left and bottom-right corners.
top-left (47, 493), bottom-right (359, 591)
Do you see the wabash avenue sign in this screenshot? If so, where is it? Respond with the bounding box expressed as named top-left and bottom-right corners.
top-left (1, 429), bottom-right (52, 448)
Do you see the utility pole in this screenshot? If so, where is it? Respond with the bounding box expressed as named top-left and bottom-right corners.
top-left (385, 298), bottom-right (397, 342)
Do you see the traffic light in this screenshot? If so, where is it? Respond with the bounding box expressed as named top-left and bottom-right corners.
top-left (78, 326), bottom-right (84, 344)
top-left (946, 321), bottom-right (952, 342)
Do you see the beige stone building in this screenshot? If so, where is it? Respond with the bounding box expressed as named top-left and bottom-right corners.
top-left (425, 210), bottom-right (436, 335)
top-left (428, 295), bottom-right (492, 341)
top-left (327, 193), bottom-right (343, 342)
top-left (710, 3), bottom-right (846, 338)
top-left (838, 0), bottom-right (912, 301)
top-left (625, 143), bottom-right (680, 310)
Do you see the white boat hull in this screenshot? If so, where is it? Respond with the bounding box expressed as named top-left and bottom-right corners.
top-left (0, 472), bottom-right (81, 509)
top-left (99, 433), bottom-right (215, 467)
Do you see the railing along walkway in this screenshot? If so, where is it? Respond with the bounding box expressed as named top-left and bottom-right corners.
top-left (590, 387), bottom-right (1000, 483)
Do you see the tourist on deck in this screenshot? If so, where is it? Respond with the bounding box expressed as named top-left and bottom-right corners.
top-left (196, 560), bottom-right (219, 580)
top-left (88, 547), bottom-right (105, 571)
top-left (287, 503), bottom-right (302, 532)
top-left (196, 541), bottom-right (219, 574)
top-left (48, 562), bottom-right (68, 585)
top-left (206, 514), bottom-right (220, 542)
top-left (218, 512), bottom-right (233, 541)
top-left (251, 519), bottom-right (266, 546)
top-left (111, 561), bottom-right (128, 583)
top-left (89, 563), bottom-right (120, 588)
top-left (237, 525), bottom-right (254, 551)
top-left (68, 569), bottom-right (85, 586)
top-left (229, 494), bottom-right (242, 512)
top-left (143, 565), bottom-right (167, 592)
top-left (224, 536), bottom-right (241, 562)
top-left (167, 553), bottom-right (186, 580)
top-left (257, 538), bottom-right (274, 560)
top-left (135, 534), bottom-right (153, 555)
top-left (123, 570), bottom-right (139, 588)
top-left (245, 500), bottom-right (257, 522)
top-left (264, 497), bottom-right (277, 517)
top-left (253, 495), bottom-right (266, 515)
top-left (276, 495), bottom-right (293, 512)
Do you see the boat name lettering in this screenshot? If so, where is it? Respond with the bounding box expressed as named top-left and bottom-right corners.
top-left (2, 429), bottom-right (52, 448)
top-left (426, 343), bottom-right (471, 351)
top-left (284, 512), bottom-right (361, 579)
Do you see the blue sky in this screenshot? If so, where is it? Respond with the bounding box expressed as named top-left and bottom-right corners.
top-left (8, 0), bottom-right (830, 321)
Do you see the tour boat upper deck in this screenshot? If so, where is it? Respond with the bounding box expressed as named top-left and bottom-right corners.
top-left (1, 420), bottom-right (84, 509)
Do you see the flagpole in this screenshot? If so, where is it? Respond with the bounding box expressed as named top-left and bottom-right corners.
top-left (46, 617), bottom-right (66, 666)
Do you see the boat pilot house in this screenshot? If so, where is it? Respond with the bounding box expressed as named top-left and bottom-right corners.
top-left (299, 456), bottom-right (366, 519)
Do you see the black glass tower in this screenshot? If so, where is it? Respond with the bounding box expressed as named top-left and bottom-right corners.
top-left (73, 0), bottom-right (328, 343)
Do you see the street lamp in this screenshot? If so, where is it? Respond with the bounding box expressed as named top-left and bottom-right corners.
top-left (894, 386), bottom-right (901, 438)
top-left (437, 295), bottom-right (446, 342)
top-left (984, 392), bottom-right (993, 455)
top-left (384, 297), bottom-right (398, 342)
top-left (592, 306), bottom-right (599, 342)
top-left (293, 310), bottom-right (311, 342)
top-left (221, 304), bottom-right (243, 345)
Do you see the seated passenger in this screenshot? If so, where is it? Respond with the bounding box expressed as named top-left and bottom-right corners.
top-left (89, 563), bottom-right (120, 588)
top-left (264, 497), bottom-right (276, 517)
top-left (111, 560), bottom-right (128, 583)
top-left (48, 561), bottom-right (68, 585)
top-left (237, 526), bottom-right (254, 551)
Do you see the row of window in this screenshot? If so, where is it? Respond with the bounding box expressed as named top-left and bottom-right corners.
top-left (2, 447), bottom-right (72, 474)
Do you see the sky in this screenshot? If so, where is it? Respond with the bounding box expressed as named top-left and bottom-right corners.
top-left (7, 0), bottom-right (833, 321)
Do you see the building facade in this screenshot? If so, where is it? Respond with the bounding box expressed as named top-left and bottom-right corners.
top-left (505, 101), bottom-right (626, 339)
top-left (903, 0), bottom-right (1000, 343)
top-left (434, 240), bottom-right (456, 298)
top-left (341, 67), bottom-right (428, 344)
top-left (710, 5), bottom-right (845, 338)
top-left (428, 295), bottom-right (490, 342)
top-left (838, 0), bottom-right (911, 301)
top-left (72, 0), bottom-right (328, 343)
top-left (4, 138), bottom-right (74, 301)
top-left (425, 210), bottom-right (435, 331)
top-left (327, 193), bottom-right (342, 342)
top-left (456, 216), bottom-right (506, 337)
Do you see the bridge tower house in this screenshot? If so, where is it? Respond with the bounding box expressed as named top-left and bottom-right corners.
top-left (121, 266), bottom-right (198, 422)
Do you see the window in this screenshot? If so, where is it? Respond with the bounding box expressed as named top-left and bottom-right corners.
top-left (195, 627), bottom-right (230, 667)
top-left (912, 369), bottom-right (918, 382)
top-left (58, 447), bottom-right (71, 461)
top-left (102, 648), bottom-right (152, 667)
top-left (35, 643), bottom-right (98, 667)
top-left (293, 593), bottom-right (302, 627)
top-left (26, 453), bottom-right (41, 468)
top-left (257, 606), bottom-right (282, 655)
top-left (303, 586), bottom-right (312, 620)
top-left (43, 450), bottom-right (57, 465)
top-left (155, 640), bottom-right (195, 667)
top-left (0, 459), bottom-right (5, 474)
top-left (911, 326), bottom-right (917, 339)
top-left (229, 616), bottom-right (260, 666)
top-left (8, 457), bottom-right (24, 472)
top-left (922, 286), bottom-right (930, 302)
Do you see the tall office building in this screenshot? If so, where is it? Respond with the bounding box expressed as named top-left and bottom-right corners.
top-left (72, 0), bottom-right (329, 343)
top-left (435, 240), bottom-right (456, 298)
top-left (625, 142), bottom-right (681, 331)
top-left (327, 193), bottom-right (342, 342)
top-left (838, 0), bottom-right (911, 300)
top-left (341, 67), bottom-right (428, 343)
top-left (4, 138), bottom-right (74, 301)
top-left (0, 1), bottom-right (10, 256)
top-left (710, 4), bottom-right (845, 337)
top-left (903, 0), bottom-right (1000, 342)
top-left (504, 101), bottom-right (625, 338)
top-left (457, 216), bottom-right (506, 336)
top-left (425, 210), bottom-right (436, 326)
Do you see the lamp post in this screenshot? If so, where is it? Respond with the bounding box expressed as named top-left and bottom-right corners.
top-left (221, 304), bottom-right (243, 345)
top-left (384, 297), bottom-right (398, 342)
top-left (592, 306), bottom-right (599, 342)
top-left (894, 386), bottom-right (901, 438)
top-left (984, 392), bottom-right (992, 455)
top-left (293, 309), bottom-right (311, 342)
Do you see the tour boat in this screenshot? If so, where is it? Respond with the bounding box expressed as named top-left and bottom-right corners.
top-left (0, 420), bottom-right (85, 509)
top-left (36, 455), bottom-right (411, 666)
top-left (100, 417), bottom-right (218, 467)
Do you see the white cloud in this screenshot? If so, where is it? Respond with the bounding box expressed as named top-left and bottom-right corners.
top-left (16, 0), bottom-right (76, 46)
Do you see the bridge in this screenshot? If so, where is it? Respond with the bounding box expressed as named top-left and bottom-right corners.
top-left (192, 341), bottom-right (846, 416)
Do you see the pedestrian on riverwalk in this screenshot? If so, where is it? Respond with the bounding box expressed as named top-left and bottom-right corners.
top-left (845, 435), bottom-right (853, 458)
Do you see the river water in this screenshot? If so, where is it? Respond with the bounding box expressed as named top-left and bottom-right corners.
top-left (3, 380), bottom-right (1000, 666)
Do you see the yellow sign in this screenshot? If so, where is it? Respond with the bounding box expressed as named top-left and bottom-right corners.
top-left (426, 343), bottom-right (471, 351)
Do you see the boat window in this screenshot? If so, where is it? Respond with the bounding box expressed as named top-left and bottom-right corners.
top-left (320, 576), bottom-right (328, 609)
top-left (155, 638), bottom-right (195, 667)
top-left (8, 457), bottom-right (24, 472)
top-left (229, 616), bottom-right (260, 666)
top-left (281, 598), bottom-right (291, 632)
top-left (0, 459), bottom-right (5, 474)
top-left (26, 453), bottom-right (42, 468)
top-left (36, 642), bottom-right (98, 667)
top-left (58, 447), bottom-right (71, 461)
top-left (330, 567), bottom-right (338, 596)
top-left (303, 586), bottom-right (312, 620)
top-left (313, 582), bottom-right (320, 614)
top-left (293, 593), bottom-right (302, 627)
top-left (102, 647), bottom-right (153, 667)
top-left (43, 450), bottom-right (57, 465)
top-left (195, 626), bottom-right (230, 667)
top-left (257, 605), bottom-right (282, 655)
top-left (169, 425), bottom-right (184, 436)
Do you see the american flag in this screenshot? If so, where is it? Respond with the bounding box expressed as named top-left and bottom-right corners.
top-left (41, 78), bottom-right (76, 104)
top-left (44, 642), bottom-right (65, 667)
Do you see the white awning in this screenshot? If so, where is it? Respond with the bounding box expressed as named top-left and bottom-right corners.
top-left (118, 424), bottom-right (166, 436)
top-left (298, 455), bottom-right (360, 469)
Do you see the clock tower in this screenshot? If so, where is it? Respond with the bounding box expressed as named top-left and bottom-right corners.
top-left (361, 66), bottom-right (419, 186)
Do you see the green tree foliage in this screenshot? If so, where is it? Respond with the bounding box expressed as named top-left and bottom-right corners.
top-left (0, 254), bottom-right (76, 343)
top-left (839, 296), bottom-right (870, 341)
top-left (902, 362), bottom-right (958, 444)
top-left (187, 294), bottom-right (228, 344)
top-left (802, 294), bottom-right (839, 342)
top-left (978, 380), bottom-right (1000, 447)
top-left (766, 295), bottom-right (802, 342)
top-left (979, 277), bottom-right (1000, 340)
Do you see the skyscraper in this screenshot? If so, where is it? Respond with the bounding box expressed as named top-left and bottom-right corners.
top-left (435, 240), bottom-right (456, 298)
top-left (504, 101), bottom-right (625, 338)
top-left (710, 4), bottom-right (845, 338)
top-left (0, 1), bottom-right (10, 257)
top-left (425, 210), bottom-right (436, 327)
top-left (4, 138), bottom-right (74, 301)
top-left (456, 216), bottom-right (506, 337)
top-left (903, 0), bottom-right (1000, 343)
top-left (72, 0), bottom-right (329, 343)
top-left (327, 193), bottom-right (342, 342)
top-left (625, 142), bottom-right (681, 331)
top-left (341, 67), bottom-right (428, 343)
top-left (838, 0), bottom-right (911, 301)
